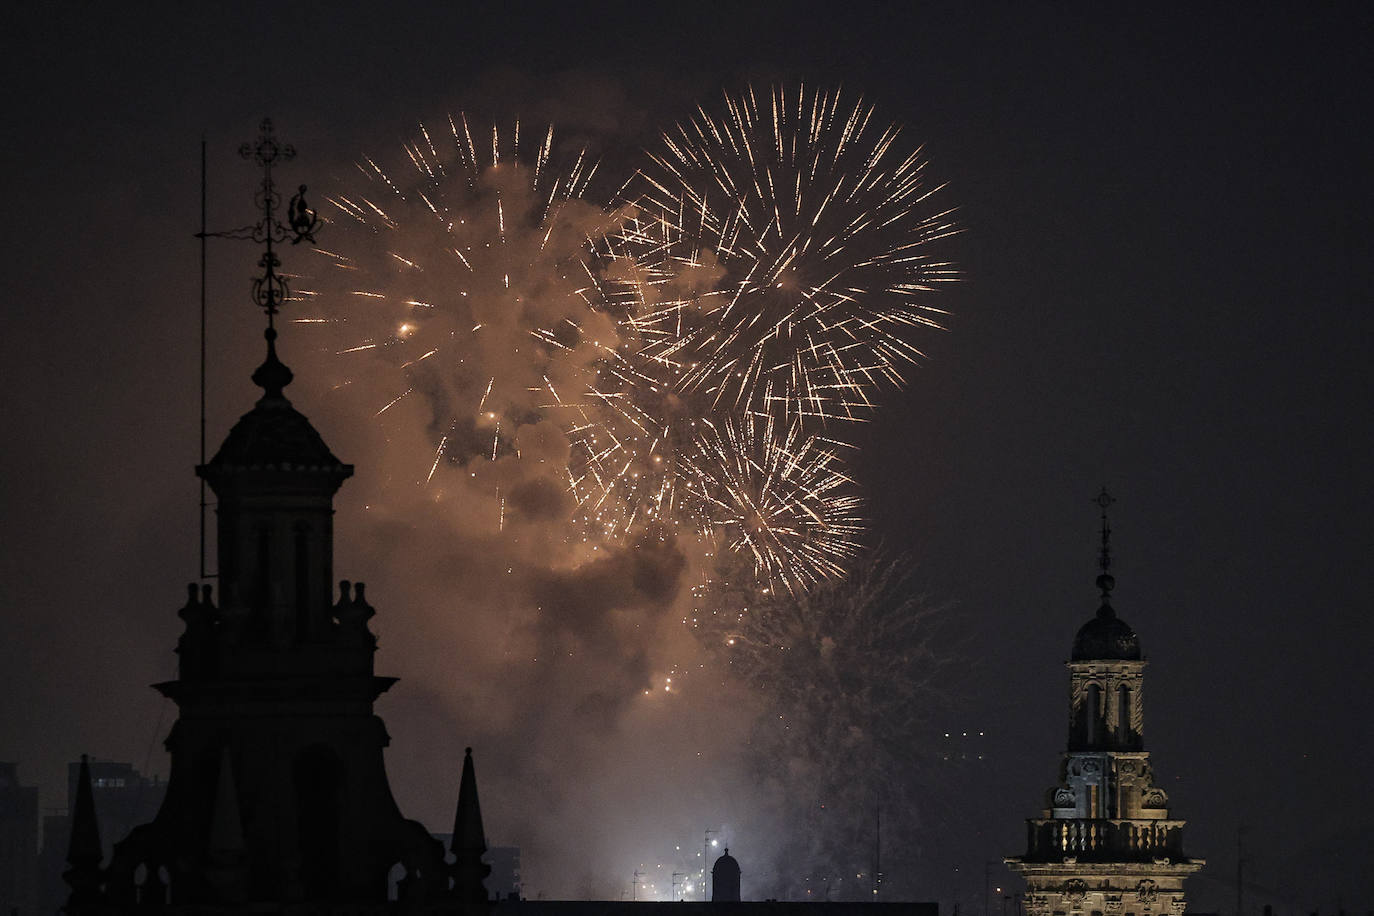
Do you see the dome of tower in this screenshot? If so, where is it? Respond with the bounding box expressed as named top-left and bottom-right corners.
top-left (205, 395), bottom-right (347, 472)
top-left (1071, 603), bottom-right (1141, 661)
top-left (200, 333), bottom-right (350, 476)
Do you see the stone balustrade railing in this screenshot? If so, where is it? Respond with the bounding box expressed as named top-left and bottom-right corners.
top-left (1024, 818), bottom-right (1187, 862)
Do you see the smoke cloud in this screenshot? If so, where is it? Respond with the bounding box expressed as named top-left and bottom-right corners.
top-left (290, 122), bottom-right (764, 897)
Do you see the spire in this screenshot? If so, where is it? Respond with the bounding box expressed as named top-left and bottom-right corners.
top-left (450, 747), bottom-right (491, 904)
top-left (64, 755), bottom-right (104, 906)
top-left (1093, 487), bottom-right (1116, 609)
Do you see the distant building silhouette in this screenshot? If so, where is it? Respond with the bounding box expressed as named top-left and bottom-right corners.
top-left (37, 759), bottom-right (164, 916)
top-left (485, 848), bottom-right (522, 902)
top-left (432, 841), bottom-right (519, 902)
top-left (1006, 493), bottom-right (1203, 916)
top-left (0, 763), bottom-right (38, 916)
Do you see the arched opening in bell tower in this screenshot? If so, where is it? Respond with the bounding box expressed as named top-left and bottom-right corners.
top-left (1116, 684), bottom-right (1131, 745)
top-left (293, 746), bottom-right (342, 898)
top-left (1084, 683), bottom-right (1102, 746)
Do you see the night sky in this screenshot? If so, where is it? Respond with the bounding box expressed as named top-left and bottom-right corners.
top-left (2, 3), bottom-right (1371, 912)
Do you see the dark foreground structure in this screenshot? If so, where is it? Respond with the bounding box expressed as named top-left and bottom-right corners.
top-left (63, 326), bottom-right (486, 910)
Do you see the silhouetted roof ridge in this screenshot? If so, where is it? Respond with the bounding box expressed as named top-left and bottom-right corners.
top-left (201, 330), bottom-right (349, 474)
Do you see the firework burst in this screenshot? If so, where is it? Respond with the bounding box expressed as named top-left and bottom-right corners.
top-left (561, 313), bottom-right (862, 593)
top-left (684, 414), bottom-right (862, 588)
top-left (298, 116), bottom-right (621, 497)
top-left (616, 83), bottom-right (959, 430)
top-left (300, 87), bottom-right (955, 590)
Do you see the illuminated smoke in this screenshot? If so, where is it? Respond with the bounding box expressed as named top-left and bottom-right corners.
top-left (287, 92), bottom-right (957, 895)
top-left (696, 551), bottom-right (955, 900)
top-left (299, 115), bottom-right (621, 515)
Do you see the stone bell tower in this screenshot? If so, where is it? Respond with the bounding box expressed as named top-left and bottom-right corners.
top-left (1006, 491), bottom-right (1203, 916)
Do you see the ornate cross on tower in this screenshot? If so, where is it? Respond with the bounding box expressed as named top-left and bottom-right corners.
top-left (201, 118), bottom-right (321, 331)
top-left (238, 118), bottom-right (320, 328)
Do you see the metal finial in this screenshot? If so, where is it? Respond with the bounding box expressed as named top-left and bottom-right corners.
top-left (197, 119), bottom-right (318, 330)
top-left (194, 119), bottom-right (322, 400)
top-left (1093, 487), bottom-right (1115, 601)
top-left (239, 118), bottom-right (296, 168)
top-left (240, 118), bottom-right (292, 328)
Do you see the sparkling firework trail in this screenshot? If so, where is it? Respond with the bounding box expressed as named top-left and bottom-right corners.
top-left (300, 88), bottom-right (955, 591)
top-left (684, 414), bottom-right (862, 589)
top-left (297, 116), bottom-right (623, 496)
top-left (614, 83), bottom-right (959, 430)
top-left (279, 97), bottom-right (961, 898)
top-left (566, 85), bottom-right (958, 585)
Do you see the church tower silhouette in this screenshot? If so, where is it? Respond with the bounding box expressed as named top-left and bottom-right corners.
top-left (63, 121), bottom-right (487, 912)
top-left (1005, 492), bottom-right (1203, 916)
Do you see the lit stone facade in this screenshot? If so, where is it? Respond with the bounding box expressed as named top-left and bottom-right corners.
top-left (1007, 505), bottom-right (1202, 916)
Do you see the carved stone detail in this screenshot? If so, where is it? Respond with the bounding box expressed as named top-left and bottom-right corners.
top-left (1009, 623), bottom-right (1199, 916)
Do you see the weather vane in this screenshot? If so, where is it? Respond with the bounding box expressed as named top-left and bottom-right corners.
top-left (200, 118), bottom-right (321, 330)
top-left (191, 119), bottom-right (321, 580)
top-left (1094, 487), bottom-right (1116, 600)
